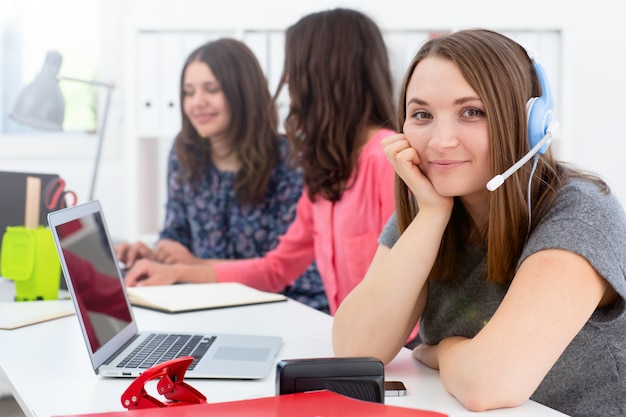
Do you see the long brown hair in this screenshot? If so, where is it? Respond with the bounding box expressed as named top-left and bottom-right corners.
top-left (395, 29), bottom-right (607, 284)
top-left (274, 8), bottom-right (395, 202)
top-left (175, 38), bottom-right (279, 206)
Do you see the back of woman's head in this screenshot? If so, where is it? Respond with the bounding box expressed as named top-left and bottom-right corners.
top-left (279, 8), bottom-right (395, 201)
top-left (177, 38), bottom-right (279, 206)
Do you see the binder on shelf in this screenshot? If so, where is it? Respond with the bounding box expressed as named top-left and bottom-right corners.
top-left (158, 32), bottom-right (184, 137)
top-left (136, 32), bottom-right (160, 136)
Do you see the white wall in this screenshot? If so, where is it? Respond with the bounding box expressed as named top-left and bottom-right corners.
top-left (2, 0), bottom-right (625, 241)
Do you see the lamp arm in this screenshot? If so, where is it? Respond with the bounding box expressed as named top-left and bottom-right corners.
top-left (58, 76), bottom-right (114, 200)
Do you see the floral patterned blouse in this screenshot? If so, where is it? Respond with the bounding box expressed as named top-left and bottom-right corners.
top-left (158, 137), bottom-right (329, 313)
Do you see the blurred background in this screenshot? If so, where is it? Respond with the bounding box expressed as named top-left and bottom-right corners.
top-left (1, 0), bottom-right (624, 244)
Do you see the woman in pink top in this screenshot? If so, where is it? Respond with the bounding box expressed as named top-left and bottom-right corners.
top-left (124, 8), bottom-right (396, 315)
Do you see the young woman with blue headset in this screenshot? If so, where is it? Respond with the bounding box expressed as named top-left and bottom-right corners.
top-left (333, 29), bottom-right (626, 417)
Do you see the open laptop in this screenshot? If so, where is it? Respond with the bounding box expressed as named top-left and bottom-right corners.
top-left (47, 199), bottom-right (282, 379)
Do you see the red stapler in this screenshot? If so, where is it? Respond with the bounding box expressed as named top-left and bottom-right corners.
top-left (120, 356), bottom-right (206, 409)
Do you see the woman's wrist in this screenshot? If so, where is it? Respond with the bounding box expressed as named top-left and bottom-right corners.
top-left (172, 263), bottom-right (217, 284)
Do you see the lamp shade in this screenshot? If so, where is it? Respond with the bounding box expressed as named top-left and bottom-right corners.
top-left (10, 50), bottom-right (65, 130)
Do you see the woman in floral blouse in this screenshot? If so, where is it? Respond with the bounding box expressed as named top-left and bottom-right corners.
top-left (115, 38), bottom-right (328, 313)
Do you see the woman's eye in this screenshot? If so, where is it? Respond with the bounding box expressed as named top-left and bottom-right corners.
top-left (463, 108), bottom-right (485, 118)
top-left (411, 111), bottom-right (432, 120)
top-left (205, 84), bottom-right (221, 94)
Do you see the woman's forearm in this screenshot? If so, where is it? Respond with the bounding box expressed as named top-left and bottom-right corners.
top-left (333, 209), bottom-right (449, 363)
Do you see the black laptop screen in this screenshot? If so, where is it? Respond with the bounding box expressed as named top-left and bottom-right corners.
top-left (55, 211), bottom-right (132, 353)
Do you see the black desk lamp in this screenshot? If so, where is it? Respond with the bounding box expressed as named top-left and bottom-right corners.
top-left (9, 50), bottom-right (115, 201)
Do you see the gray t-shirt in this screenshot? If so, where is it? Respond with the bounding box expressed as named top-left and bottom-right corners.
top-left (379, 178), bottom-right (626, 417)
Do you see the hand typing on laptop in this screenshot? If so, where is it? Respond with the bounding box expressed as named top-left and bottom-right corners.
top-left (116, 239), bottom-right (205, 285)
top-left (151, 239), bottom-right (202, 264)
top-left (123, 257), bottom-right (219, 287)
top-left (124, 259), bottom-right (176, 287)
top-left (114, 241), bottom-right (154, 267)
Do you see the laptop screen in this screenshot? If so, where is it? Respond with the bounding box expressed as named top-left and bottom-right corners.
top-left (53, 210), bottom-right (132, 353)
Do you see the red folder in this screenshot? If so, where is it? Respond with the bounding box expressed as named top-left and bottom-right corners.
top-left (53, 390), bottom-right (447, 417)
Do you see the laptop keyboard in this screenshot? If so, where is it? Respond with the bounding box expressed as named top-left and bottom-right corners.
top-left (117, 333), bottom-right (216, 370)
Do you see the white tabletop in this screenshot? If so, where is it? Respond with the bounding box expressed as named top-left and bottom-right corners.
top-left (0, 278), bottom-right (566, 417)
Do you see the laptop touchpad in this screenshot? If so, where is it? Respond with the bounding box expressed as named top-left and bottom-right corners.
top-left (214, 346), bottom-right (270, 361)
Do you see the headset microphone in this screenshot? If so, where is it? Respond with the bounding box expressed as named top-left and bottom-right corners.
top-left (486, 59), bottom-right (558, 192)
top-left (486, 124), bottom-right (557, 191)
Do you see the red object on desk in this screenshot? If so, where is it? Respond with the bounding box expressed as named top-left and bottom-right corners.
top-left (120, 356), bottom-right (206, 409)
top-left (53, 390), bottom-right (448, 417)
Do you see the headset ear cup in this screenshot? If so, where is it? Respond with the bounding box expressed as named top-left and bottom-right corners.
top-left (526, 62), bottom-right (554, 155)
top-left (526, 96), bottom-right (543, 148)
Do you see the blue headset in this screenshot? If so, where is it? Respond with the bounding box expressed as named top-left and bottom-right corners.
top-left (526, 60), bottom-right (555, 154)
top-left (486, 56), bottom-right (558, 192)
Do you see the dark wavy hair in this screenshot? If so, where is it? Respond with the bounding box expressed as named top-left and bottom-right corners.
top-left (175, 38), bottom-right (279, 206)
top-left (395, 29), bottom-right (607, 284)
top-left (274, 8), bottom-right (395, 202)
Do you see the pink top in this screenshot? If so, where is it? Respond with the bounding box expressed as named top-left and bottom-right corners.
top-left (213, 129), bottom-right (396, 314)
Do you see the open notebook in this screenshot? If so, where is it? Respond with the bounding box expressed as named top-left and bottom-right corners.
top-left (127, 282), bottom-right (287, 313)
top-left (47, 200), bottom-right (282, 379)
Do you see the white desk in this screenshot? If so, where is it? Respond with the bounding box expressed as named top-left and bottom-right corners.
top-left (0, 279), bottom-right (566, 417)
